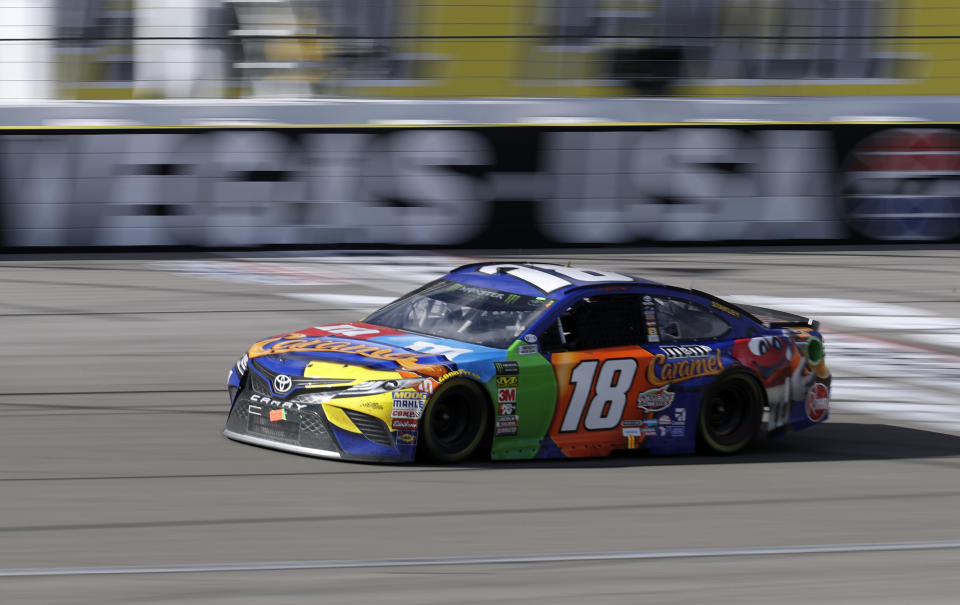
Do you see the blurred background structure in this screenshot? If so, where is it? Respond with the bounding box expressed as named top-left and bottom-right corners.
top-left (2, 1), bottom-right (960, 248)
top-left (0, 0), bottom-right (952, 100)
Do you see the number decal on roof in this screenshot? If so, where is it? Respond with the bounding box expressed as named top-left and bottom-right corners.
top-left (476, 264), bottom-right (633, 293)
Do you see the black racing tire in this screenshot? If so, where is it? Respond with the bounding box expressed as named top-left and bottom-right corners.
top-left (697, 371), bottom-right (763, 455)
top-left (419, 379), bottom-right (491, 464)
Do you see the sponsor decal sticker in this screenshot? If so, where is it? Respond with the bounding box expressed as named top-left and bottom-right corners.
top-left (806, 383), bottom-right (830, 422)
top-left (269, 409), bottom-right (287, 422)
top-left (396, 431), bottom-right (417, 445)
top-left (392, 418), bottom-right (418, 430)
top-left (391, 408), bottom-right (421, 419)
top-left (647, 350), bottom-right (724, 387)
top-left (657, 414), bottom-right (672, 437)
top-left (496, 414), bottom-right (519, 435)
top-left (494, 361), bottom-right (520, 375)
top-left (496, 376), bottom-right (519, 388)
top-left (517, 344), bottom-right (539, 355)
top-left (636, 386), bottom-right (675, 412)
top-left (523, 333), bottom-right (538, 343)
top-left (660, 345), bottom-right (713, 358)
top-left (438, 369), bottom-right (482, 383)
top-left (391, 391), bottom-right (427, 418)
top-left (393, 390), bottom-right (428, 406)
top-left (498, 402), bottom-right (516, 416)
top-left (497, 387), bottom-right (517, 404)
top-left (711, 300), bottom-right (741, 318)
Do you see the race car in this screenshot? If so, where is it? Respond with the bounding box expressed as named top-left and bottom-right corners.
top-left (223, 262), bottom-right (830, 463)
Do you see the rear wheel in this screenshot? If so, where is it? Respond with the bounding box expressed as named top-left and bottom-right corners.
top-left (419, 379), bottom-right (490, 463)
top-left (698, 372), bottom-right (762, 455)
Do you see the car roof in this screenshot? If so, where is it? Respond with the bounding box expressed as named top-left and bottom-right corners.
top-left (446, 262), bottom-right (665, 297)
top-left (444, 262), bottom-right (764, 325)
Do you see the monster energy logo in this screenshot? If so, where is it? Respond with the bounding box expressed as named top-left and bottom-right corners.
top-left (505, 294), bottom-right (520, 304)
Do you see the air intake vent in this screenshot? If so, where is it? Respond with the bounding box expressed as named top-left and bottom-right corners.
top-left (343, 409), bottom-right (395, 447)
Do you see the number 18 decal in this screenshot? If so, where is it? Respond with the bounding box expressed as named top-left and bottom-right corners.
top-left (560, 358), bottom-right (638, 432)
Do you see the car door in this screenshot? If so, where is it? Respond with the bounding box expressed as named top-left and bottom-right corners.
top-left (537, 292), bottom-right (663, 457)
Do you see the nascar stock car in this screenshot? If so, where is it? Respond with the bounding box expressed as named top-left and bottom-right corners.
top-left (223, 262), bottom-right (830, 463)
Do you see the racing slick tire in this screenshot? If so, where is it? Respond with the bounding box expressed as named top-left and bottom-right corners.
top-left (697, 371), bottom-right (763, 455)
top-left (420, 379), bottom-right (491, 464)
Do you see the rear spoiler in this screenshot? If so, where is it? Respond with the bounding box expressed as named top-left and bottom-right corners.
top-left (735, 304), bottom-right (820, 331)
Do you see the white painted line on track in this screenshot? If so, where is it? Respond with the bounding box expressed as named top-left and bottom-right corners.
top-left (4, 541), bottom-right (960, 577)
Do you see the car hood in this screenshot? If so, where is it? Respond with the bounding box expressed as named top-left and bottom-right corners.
top-left (245, 321), bottom-right (500, 380)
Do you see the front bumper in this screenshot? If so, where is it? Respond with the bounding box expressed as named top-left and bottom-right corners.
top-left (222, 390), bottom-right (415, 463)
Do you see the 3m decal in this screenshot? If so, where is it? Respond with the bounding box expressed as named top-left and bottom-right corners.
top-left (647, 350), bottom-right (724, 386)
top-left (560, 358), bottom-right (638, 432)
top-left (498, 388), bottom-right (517, 404)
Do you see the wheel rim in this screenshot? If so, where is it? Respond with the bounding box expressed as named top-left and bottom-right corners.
top-left (705, 380), bottom-right (752, 445)
top-left (428, 386), bottom-right (478, 452)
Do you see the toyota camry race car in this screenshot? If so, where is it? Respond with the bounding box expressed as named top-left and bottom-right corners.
top-left (224, 262), bottom-right (830, 463)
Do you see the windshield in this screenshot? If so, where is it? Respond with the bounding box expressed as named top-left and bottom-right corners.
top-left (365, 280), bottom-right (555, 348)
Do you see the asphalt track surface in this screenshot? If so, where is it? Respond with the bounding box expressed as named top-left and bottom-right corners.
top-left (2, 248), bottom-right (960, 604)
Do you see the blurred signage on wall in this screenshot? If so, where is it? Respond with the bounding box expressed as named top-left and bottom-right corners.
top-left (2, 124), bottom-right (958, 248)
top-left (3, 0), bottom-right (954, 99)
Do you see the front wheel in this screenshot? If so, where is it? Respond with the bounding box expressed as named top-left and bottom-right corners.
top-left (419, 379), bottom-right (490, 463)
top-left (698, 372), bottom-right (763, 455)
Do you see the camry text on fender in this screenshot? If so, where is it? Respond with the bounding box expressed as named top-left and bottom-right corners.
top-left (223, 262), bottom-right (831, 463)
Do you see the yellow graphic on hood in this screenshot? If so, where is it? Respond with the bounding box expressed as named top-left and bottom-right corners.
top-left (302, 360), bottom-right (398, 386)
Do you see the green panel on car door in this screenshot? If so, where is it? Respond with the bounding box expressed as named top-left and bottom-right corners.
top-left (489, 340), bottom-right (557, 460)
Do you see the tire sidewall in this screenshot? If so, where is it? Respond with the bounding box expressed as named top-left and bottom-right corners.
top-left (697, 370), bottom-right (763, 455)
top-left (419, 379), bottom-right (491, 463)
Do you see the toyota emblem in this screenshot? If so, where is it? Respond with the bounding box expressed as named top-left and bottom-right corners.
top-left (273, 374), bottom-right (293, 394)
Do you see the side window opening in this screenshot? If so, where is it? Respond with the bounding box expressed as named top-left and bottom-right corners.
top-left (654, 297), bottom-right (731, 342)
top-left (540, 294), bottom-right (646, 352)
